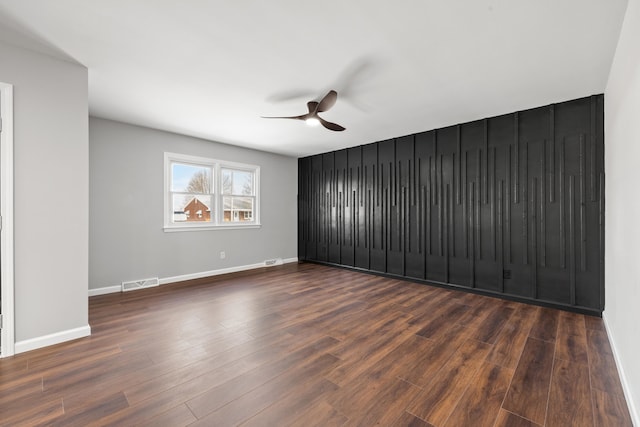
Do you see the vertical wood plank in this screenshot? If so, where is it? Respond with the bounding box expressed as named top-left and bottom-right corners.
top-left (579, 135), bottom-right (587, 272)
top-left (357, 167), bottom-right (360, 247)
top-left (477, 146), bottom-right (481, 208)
top-left (375, 163), bottom-right (379, 207)
top-left (550, 105), bottom-right (556, 202)
top-left (367, 189), bottom-right (371, 249)
top-left (498, 180), bottom-right (504, 292)
top-left (476, 174), bottom-right (482, 260)
top-left (590, 96), bottom-right (597, 201)
top-left (570, 175), bottom-right (576, 306)
top-left (506, 145), bottom-right (512, 264)
top-left (337, 185), bottom-right (342, 249)
top-left (450, 181), bottom-right (455, 258)
top-left (470, 181), bottom-right (475, 287)
top-left (420, 185), bottom-right (425, 254)
top-left (445, 184), bottom-right (450, 283)
top-left (372, 165), bottom-right (377, 248)
top-left (429, 156), bottom-right (434, 205)
top-left (464, 151), bottom-right (468, 258)
top-left (560, 140), bottom-right (566, 269)
top-left (393, 153), bottom-right (398, 207)
top-left (491, 147), bottom-right (496, 261)
top-left (540, 143), bottom-right (546, 268)
top-left (440, 154), bottom-right (444, 257)
top-left (439, 158), bottom-right (444, 257)
top-left (522, 143), bottom-right (528, 265)
top-left (531, 179), bottom-right (537, 298)
top-left (484, 119), bottom-right (489, 204)
top-left (514, 112), bottom-right (520, 204)
top-left (411, 158), bottom-right (416, 208)
top-left (325, 192), bottom-right (329, 247)
top-left (457, 125), bottom-right (462, 204)
top-left (359, 154), bottom-right (363, 206)
top-left (352, 190), bottom-right (356, 247)
top-left (434, 134), bottom-right (439, 205)
top-left (397, 163), bottom-right (402, 251)
top-left (427, 175), bottom-right (432, 256)
top-left (403, 186), bottom-right (407, 275)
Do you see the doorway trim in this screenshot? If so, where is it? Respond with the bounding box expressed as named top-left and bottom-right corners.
top-left (0, 82), bottom-right (15, 357)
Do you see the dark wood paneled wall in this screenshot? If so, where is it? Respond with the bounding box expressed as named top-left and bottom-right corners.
top-left (298, 95), bottom-right (604, 315)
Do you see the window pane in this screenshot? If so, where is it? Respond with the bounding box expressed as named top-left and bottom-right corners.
top-left (172, 163), bottom-right (212, 193)
top-left (223, 196), bottom-right (254, 222)
top-left (222, 169), bottom-right (232, 194)
top-left (172, 194), bottom-right (212, 222)
top-left (222, 169), bottom-right (253, 195)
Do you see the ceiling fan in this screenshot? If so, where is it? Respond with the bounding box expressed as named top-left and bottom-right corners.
top-left (262, 90), bottom-right (345, 131)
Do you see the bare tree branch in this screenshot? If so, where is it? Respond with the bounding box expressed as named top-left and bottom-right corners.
top-left (186, 170), bottom-right (211, 193)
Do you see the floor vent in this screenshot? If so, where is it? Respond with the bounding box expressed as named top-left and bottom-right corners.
top-left (121, 277), bottom-right (159, 292)
top-left (264, 258), bottom-right (283, 267)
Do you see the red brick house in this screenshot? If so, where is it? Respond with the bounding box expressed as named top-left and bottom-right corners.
top-left (183, 197), bottom-right (211, 222)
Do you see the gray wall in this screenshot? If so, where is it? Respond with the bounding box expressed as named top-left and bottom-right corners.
top-left (89, 117), bottom-right (298, 289)
top-left (605, 0), bottom-right (640, 422)
top-left (0, 41), bottom-right (89, 342)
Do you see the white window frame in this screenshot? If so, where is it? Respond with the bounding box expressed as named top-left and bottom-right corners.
top-left (164, 152), bottom-right (260, 232)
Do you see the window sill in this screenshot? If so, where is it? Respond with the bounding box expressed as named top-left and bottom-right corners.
top-left (163, 223), bottom-right (262, 232)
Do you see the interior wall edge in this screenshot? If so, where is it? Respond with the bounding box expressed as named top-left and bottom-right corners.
top-left (14, 325), bottom-right (91, 355)
top-left (603, 312), bottom-right (640, 426)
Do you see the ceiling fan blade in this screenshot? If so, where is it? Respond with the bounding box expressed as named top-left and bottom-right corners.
top-left (317, 90), bottom-right (338, 112)
top-left (318, 117), bottom-right (345, 132)
top-left (261, 114), bottom-right (306, 120)
top-left (307, 101), bottom-right (319, 114)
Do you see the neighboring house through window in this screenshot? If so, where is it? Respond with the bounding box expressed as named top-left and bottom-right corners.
top-left (164, 152), bottom-right (260, 231)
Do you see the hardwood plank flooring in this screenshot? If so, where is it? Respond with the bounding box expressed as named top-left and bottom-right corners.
top-left (406, 339), bottom-right (492, 425)
top-left (502, 337), bottom-right (555, 425)
top-left (443, 361), bottom-right (513, 427)
top-left (0, 263), bottom-right (632, 426)
top-left (546, 357), bottom-right (592, 426)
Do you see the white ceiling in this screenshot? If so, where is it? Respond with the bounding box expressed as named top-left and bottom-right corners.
top-left (0, 1), bottom-right (628, 157)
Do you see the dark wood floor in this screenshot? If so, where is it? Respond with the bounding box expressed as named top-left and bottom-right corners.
top-left (0, 263), bottom-right (633, 426)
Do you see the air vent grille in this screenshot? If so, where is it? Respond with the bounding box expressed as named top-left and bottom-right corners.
top-left (121, 277), bottom-right (159, 292)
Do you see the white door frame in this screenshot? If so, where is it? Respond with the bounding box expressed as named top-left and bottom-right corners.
top-left (0, 82), bottom-right (15, 357)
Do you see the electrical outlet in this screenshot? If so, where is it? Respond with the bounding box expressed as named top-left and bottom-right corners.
top-left (220, 251), bottom-right (226, 259)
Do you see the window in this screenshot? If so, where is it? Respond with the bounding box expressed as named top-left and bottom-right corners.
top-left (164, 153), bottom-right (260, 231)
top-left (222, 168), bottom-right (255, 223)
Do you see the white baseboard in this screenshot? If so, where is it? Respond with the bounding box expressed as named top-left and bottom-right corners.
top-left (89, 257), bottom-right (300, 296)
top-left (159, 257), bottom-right (299, 285)
top-left (88, 285), bottom-right (121, 297)
top-left (602, 312), bottom-right (640, 426)
top-left (15, 325), bottom-right (91, 354)
top-left (159, 262), bottom-right (266, 285)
